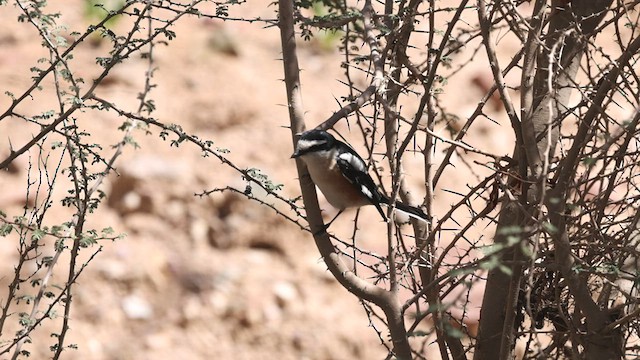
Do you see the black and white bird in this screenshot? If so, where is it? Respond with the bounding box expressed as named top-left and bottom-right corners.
top-left (291, 129), bottom-right (429, 224)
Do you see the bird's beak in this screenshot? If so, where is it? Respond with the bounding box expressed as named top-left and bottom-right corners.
top-left (291, 132), bottom-right (304, 158)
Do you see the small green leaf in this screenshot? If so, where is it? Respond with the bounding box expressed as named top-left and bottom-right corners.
top-left (79, 234), bottom-right (97, 247)
top-left (499, 264), bottom-right (513, 276)
top-left (31, 229), bottom-right (46, 242)
top-left (446, 326), bottom-right (465, 339)
top-left (542, 221), bottom-right (558, 234)
top-left (480, 255), bottom-right (501, 271)
top-left (0, 223), bottom-right (13, 236)
top-left (478, 243), bottom-right (504, 256)
top-left (18, 312), bottom-right (35, 327)
top-left (497, 225), bottom-right (522, 236)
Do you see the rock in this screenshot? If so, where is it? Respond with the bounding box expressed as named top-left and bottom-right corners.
top-left (121, 190), bottom-right (153, 213)
top-left (189, 217), bottom-right (211, 248)
top-left (181, 296), bottom-right (205, 323)
top-left (163, 199), bottom-right (187, 223)
top-left (207, 29), bottom-right (240, 57)
top-left (121, 294), bottom-right (153, 320)
top-left (177, 270), bottom-right (215, 294)
top-left (107, 174), bottom-right (152, 214)
top-left (262, 301), bottom-right (282, 323)
top-left (273, 280), bottom-right (298, 308)
top-left (108, 155), bottom-right (191, 214)
top-left (0, 32), bottom-right (17, 45)
top-left (237, 304), bottom-right (262, 328)
top-left (209, 292), bottom-right (230, 315)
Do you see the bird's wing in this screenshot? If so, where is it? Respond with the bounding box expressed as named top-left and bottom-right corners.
top-left (335, 148), bottom-right (387, 221)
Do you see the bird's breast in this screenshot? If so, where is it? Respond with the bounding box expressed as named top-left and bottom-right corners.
top-left (300, 151), bottom-right (369, 209)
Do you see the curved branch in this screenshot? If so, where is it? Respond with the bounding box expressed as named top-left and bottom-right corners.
top-left (278, 0), bottom-right (412, 358)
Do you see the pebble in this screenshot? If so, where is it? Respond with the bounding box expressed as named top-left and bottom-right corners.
top-left (121, 294), bottom-right (154, 320)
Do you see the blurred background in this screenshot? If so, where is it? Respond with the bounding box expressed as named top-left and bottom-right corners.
top-left (0, 0), bottom-right (520, 358)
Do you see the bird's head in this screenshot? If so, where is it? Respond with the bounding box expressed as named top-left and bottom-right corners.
top-left (291, 129), bottom-right (335, 158)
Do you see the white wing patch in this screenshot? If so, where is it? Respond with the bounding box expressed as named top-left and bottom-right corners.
top-left (338, 152), bottom-right (366, 172)
top-left (359, 185), bottom-right (373, 199)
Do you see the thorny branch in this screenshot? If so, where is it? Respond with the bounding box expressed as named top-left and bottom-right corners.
top-left (294, 0), bottom-right (640, 358)
top-left (0, 0), bottom-right (288, 357)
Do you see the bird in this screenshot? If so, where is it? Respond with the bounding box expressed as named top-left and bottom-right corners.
top-left (291, 129), bottom-right (429, 228)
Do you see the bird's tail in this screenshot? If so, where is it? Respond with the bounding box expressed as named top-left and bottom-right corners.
top-left (381, 196), bottom-right (430, 222)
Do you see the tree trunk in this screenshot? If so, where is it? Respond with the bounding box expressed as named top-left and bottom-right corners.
top-left (474, 1), bottom-right (614, 359)
top-left (474, 198), bottom-right (527, 360)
